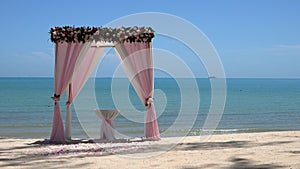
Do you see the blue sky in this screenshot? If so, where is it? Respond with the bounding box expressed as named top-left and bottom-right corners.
top-left (0, 0), bottom-right (299, 78)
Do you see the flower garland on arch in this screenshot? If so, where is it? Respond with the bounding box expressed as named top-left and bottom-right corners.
top-left (50, 26), bottom-right (155, 43)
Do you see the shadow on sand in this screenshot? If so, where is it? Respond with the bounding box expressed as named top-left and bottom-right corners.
top-left (0, 137), bottom-right (295, 169)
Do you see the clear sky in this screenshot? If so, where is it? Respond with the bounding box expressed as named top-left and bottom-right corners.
top-left (0, 0), bottom-right (299, 78)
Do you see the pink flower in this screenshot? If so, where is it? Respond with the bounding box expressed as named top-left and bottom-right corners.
top-left (148, 98), bottom-right (154, 103)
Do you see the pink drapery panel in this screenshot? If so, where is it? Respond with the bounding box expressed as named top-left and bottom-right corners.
top-left (52, 103), bottom-right (64, 142)
top-left (51, 42), bottom-right (83, 143)
top-left (65, 47), bottom-right (104, 139)
top-left (67, 47), bottom-right (104, 104)
top-left (114, 42), bottom-right (160, 140)
top-left (145, 104), bottom-right (159, 139)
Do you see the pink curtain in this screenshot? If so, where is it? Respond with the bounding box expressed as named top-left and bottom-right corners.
top-left (51, 42), bottom-right (83, 143)
top-left (67, 47), bottom-right (104, 104)
top-left (115, 42), bottom-right (160, 140)
top-left (65, 47), bottom-right (104, 139)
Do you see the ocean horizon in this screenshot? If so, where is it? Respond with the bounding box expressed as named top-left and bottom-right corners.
top-left (0, 77), bottom-right (299, 139)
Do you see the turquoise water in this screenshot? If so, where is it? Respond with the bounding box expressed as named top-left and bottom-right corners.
top-left (0, 78), bottom-right (299, 138)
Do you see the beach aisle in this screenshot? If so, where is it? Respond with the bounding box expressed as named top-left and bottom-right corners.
top-left (1, 131), bottom-right (300, 169)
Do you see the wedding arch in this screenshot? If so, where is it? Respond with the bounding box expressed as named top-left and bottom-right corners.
top-left (49, 26), bottom-right (160, 143)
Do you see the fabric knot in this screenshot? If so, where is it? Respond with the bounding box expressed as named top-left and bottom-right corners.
top-left (105, 119), bottom-right (112, 124)
top-left (51, 94), bottom-right (60, 102)
top-left (66, 101), bottom-right (71, 106)
top-left (145, 97), bottom-right (154, 107)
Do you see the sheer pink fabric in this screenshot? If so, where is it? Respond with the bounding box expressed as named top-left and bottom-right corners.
top-left (52, 103), bottom-right (65, 142)
top-left (95, 110), bottom-right (119, 140)
top-left (51, 42), bottom-right (83, 143)
top-left (115, 42), bottom-right (160, 140)
top-left (67, 47), bottom-right (104, 104)
top-left (65, 47), bottom-right (104, 139)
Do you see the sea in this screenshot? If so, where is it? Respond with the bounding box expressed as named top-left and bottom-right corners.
top-left (0, 78), bottom-right (299, 139)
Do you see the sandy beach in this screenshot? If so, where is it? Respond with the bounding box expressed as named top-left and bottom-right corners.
top-left (1, 131), bottom-right (300, 169)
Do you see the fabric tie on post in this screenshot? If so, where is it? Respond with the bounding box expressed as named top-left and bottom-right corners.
top-left (145, 97), bottom-right (154, 107)
top-left (51, 94), bottom-right (60, 103)
top-left (66, 101), bottom-right (71, 106)
top-left (105, 119), bottom-right (112, 125)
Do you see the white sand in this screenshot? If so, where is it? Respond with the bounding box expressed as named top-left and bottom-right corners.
top-left (1, 131), bottom-right (300, 169)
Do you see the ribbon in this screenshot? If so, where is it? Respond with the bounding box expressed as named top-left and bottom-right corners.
top-left (145, 97), bottom-right (154, 107)
top-left (51, 94), bottom-right (60, 102)
top-left (66, 101), bottom-right (71, 106)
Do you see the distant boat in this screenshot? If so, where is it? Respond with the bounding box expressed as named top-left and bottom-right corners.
top-left (208, 76), bottom-right (216, 79)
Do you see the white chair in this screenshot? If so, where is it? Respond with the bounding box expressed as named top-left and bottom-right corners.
top-left (94, 109), bottom-right (119, 140)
